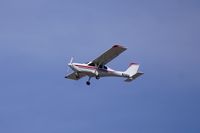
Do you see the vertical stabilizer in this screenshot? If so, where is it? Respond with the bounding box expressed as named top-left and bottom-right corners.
top-left (124, 63), bottom-right (139, 77)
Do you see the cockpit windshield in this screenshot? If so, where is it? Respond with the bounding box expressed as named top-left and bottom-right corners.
top-left (88, 62), bottom-right (95, 66)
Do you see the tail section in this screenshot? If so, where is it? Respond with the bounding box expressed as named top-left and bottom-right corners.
top-left (123, 63), bottom-right (143, 82)
top-left (124, 63), bottom-right (140, 77)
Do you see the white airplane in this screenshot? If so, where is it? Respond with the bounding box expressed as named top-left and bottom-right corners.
top-left (65, 45), bottom-right (143, 85)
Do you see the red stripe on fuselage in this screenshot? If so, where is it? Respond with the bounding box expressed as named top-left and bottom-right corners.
top-left (75, 64), bottom-right (96, 69)
top-left (75, 64), bottom-right (110, 72)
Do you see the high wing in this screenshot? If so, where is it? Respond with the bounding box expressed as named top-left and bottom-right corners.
top-left (92, 45), bottom-right (127, 66)
top-left (65, 72), bottom-right (86, 80)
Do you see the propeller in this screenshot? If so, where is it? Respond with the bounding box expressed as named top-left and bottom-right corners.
top-left (69, 57), bottom-right (74, 65)
top-left (66, 57), bottom-right (74, 74)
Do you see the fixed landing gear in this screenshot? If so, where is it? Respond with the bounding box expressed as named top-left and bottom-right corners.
top-left (86, 77), bottom-right (92, 86)
top-left (86, 75), bottom-right (101, 85)
top-left (86, 81), bottom-right (90, 85)
top-left (75, 72), bottom-right (79, 79)
top-left (96, 75), bottom-right (100, 80)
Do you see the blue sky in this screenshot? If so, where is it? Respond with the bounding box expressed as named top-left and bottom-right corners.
top-left (0, 0), bottom-right (200, 133)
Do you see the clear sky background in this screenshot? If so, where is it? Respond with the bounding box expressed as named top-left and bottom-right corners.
top-left (0, 0), bottom-right (200, 133)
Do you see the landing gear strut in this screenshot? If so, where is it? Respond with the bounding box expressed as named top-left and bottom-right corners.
top-left (75, 72), bottom-right (79, 79)
top-left (86, 77), bottom-right (91, 86)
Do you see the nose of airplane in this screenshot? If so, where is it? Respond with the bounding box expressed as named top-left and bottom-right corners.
top-left (68, 63), bottom-right (74, 69)
top-left (68, 63), bottom-right (72, 66)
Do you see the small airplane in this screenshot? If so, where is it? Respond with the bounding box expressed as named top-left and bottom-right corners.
top-left (65, 45), bottom-right (143, 85)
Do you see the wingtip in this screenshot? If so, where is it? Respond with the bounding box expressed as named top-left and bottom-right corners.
top-left (138, 71), bottom-right (144, 75)
top-left (112, 44), bottom-right (126, 49)
top-left (129, 63), bottom-right (139, 66)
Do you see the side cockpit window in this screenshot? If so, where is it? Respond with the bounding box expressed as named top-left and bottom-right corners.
top-left (99, 65), bottom-right (103, 69)
top-left (88, 63), bottom-right (107, 70)
top-left (99, 65), bottom-right (107, 70)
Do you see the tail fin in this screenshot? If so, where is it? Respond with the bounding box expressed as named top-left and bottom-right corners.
top-left (124, 63), bottom-right (139, 77)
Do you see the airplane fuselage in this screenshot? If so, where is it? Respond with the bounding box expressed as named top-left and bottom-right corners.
top-left (69, 63), bottom-right (128, 78)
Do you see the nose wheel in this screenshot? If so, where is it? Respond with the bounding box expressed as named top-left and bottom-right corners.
top-left (75, 72), bottom-right (80, 79)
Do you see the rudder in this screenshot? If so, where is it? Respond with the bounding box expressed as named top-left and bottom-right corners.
top-left (124, 63), bottom-right (139, 77)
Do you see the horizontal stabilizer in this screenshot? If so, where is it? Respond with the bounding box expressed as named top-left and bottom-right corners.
top-left (124, 72), bottom-right (144, 82)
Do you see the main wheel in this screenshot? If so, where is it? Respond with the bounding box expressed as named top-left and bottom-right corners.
top-left (96, 76), bottom-right (100, 80)
top-left (86, 81), bottom-right (90, 85)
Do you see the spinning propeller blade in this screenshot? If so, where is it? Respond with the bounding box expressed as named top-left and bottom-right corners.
top-left (69, 57), bottom-right (73, 64)
top-left (66, 57), bottom-right (74, 74)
